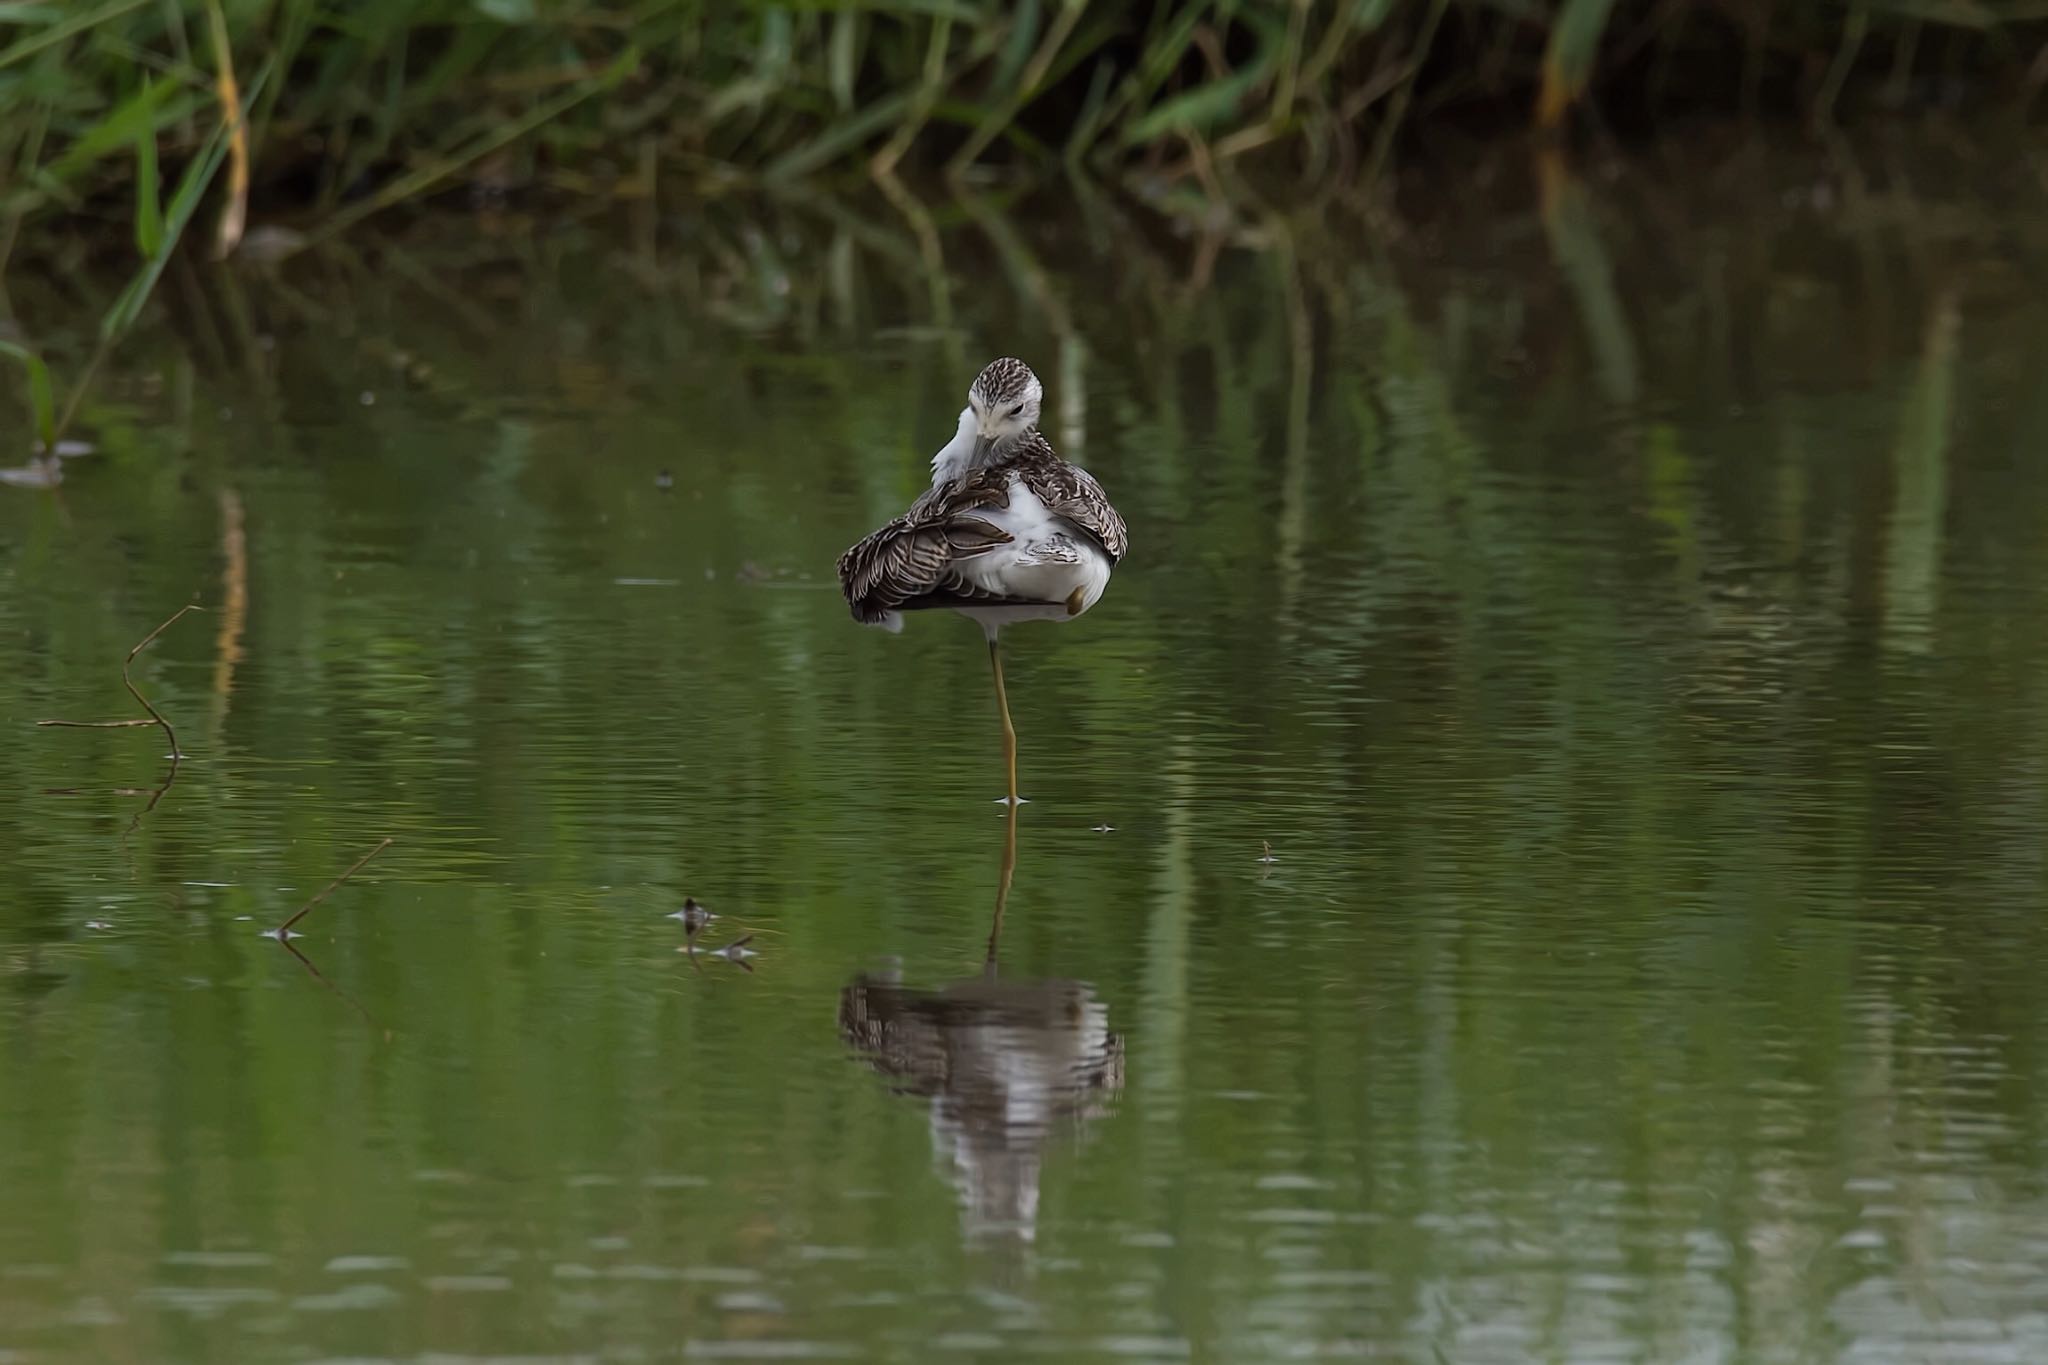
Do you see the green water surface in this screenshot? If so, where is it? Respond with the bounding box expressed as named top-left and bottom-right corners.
top-left (3, 146), bottom-right (2048, 1363)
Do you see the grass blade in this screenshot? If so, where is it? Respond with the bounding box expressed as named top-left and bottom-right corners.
top-left (1122, 19), bottom-right (1282, 145)
top-left (990, 0), bottom-right (1042, 97)
top-left (766, 89), bottom-right (914, 181)
top-left (203, 0), bottom-right (247, 258)
top-left (0, 338), bottom-right (57, 451)
top-left (39, 74), bottom-right (187, 187)
top-left (1063, 55), bottom-right (1116, 164)
top-left (0, 0), bottom-right (151, 73)
top-left (134, 81), bottom-right (162, 258)
top-left (103, 57), bottom-right (273, 341)
top-left (1536, 0), bottom-right (1618, 128)
top-left (828, 7), bottom-right (859, 111)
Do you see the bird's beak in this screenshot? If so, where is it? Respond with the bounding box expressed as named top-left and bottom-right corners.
top-left (972, 431), bottom-right (997, 464)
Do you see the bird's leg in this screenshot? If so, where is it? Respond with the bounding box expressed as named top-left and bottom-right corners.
top-left (988, 632), bottom-right (1019, 805)
top-left (985, 799), bottom-right (1018, 976)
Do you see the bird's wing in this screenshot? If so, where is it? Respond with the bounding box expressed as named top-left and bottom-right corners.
top-left (837, 475), bottom-right (1020, 622)
top-left (1016, 444), bottom-right (1128, 563)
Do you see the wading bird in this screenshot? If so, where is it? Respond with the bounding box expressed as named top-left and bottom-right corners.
top-left (838, 358), bottom-right (1127, 804)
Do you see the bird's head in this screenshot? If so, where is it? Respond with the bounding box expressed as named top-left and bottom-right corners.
top-left (967, 357), bottom-right (1042, 465)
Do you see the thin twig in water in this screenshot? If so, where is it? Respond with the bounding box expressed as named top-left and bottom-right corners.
top-left (273, 837), bottom-right (393, 939)
top-left (38, 604), bottom-right (203, 757)
top-left (279, 936), bottom-right (389, 1035)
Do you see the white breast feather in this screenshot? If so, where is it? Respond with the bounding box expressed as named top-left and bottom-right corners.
top-left (982, 476), bottom-right (1060, 545)
top-left (929, 407), bottom-right (976, 486)
top-left (958, 473), bottom-right (1112, 619)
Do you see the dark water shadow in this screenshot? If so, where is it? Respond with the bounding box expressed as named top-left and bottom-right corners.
top-left (838, 806), bottom-right (1123, 1253)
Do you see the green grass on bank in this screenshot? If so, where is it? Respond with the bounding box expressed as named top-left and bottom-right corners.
top-left (2, 1), bottom-right (2047, 457)
top-left (7, 2), bottom-right (2048, 238)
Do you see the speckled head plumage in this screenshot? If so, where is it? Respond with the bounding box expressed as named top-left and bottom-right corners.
top-left (971, 357), bottom-right (1037, 410)
top-left (966, 357), bottom-right (1043, 462)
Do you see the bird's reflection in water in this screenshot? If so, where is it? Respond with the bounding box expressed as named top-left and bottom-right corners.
top-left (838, 806), bottom-right (1123, 1245)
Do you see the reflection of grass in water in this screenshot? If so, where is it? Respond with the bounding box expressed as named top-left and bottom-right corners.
top-left (1540, 152), bottom-right (1638, 408)
top-left (3, 156), bottom-right (2048, 1365)
top-left (2, 161), bottom-right (2041, 896)
top-left (1884, 292), bottom-right (1958, 652)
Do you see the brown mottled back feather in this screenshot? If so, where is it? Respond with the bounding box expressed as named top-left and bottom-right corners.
top-left (837, 471), bottom-right (1013, 623)
top-left (837, 430), bottom-right (1126, 625)
top-left (1010, 433), bottom-right (1128, 562)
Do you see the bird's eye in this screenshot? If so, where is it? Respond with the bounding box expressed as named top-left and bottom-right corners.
top-left (1007, 404), bottom-right (1024, 417)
